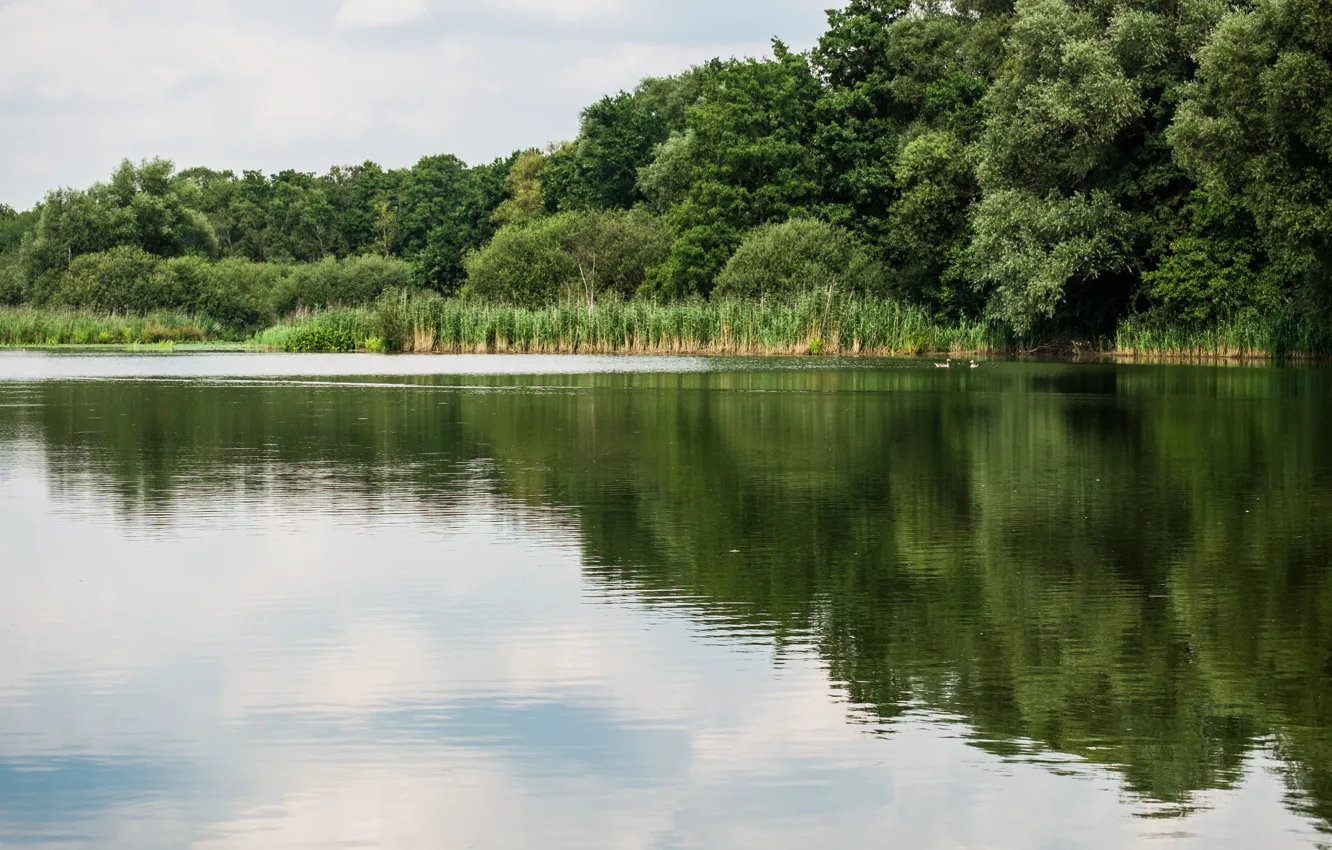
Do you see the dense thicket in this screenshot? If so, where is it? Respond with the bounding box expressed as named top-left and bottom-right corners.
top-left (2, 0), bottom-right (1330, 340)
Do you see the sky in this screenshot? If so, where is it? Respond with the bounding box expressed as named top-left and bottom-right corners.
top-left (0, 0), bottom-right (834, 210)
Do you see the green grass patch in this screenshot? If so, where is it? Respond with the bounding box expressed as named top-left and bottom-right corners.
top-left (250, 308), bottom-right (374, 353)
top-left (0, 308), bottom-right (229, 346)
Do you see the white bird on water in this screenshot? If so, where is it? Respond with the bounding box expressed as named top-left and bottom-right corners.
top-left (935, 358), bottom-right (952, 368)
top-left (970, 360), bottom-right (979, 369)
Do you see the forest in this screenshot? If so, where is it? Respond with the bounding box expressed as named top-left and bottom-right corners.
top-left (2, 0), bottom-right (1331, 351)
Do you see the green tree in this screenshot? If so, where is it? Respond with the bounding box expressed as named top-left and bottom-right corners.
top-left (636, 131), bottom-right (698, 214)
top-left (18, 158), bottom-right (220, 284)
top-left (0, 252), bottom-right (23, 305)
top-left (889, 129), bottom-right (980, 311)
top-left (561, 209), bottom-right (672, 307)
top-left (543, 92), bottom-right (670, 210)
top-left (651, 46), bottom-right (822, 298)
top-left (1169, 0), bottom-right (1332, 293)
top-left (228, 171), bottom-right (276, 262)
top-left (969, 0), bottom-right (1194, 332)
top-left (543, 71), bottom-right (704, 212)
top-left (20, 189), bottom-right (124, 284)
top-left (321, 161), bottom-right (399, 257)
top-left (266, 170), bottom-right (337, 262)
top-left (0, 203), bottom-right (39, 255)
top-left (492, 150), bottom-right (548, 225)
top-left (399, 155), bottom-right (507, 294)
top-left (811, 1), bottom-right (992, 270)
top-left (175, 167), bottom-right (239, 256)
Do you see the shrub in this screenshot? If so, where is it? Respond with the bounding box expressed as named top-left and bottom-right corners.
top-left (271, 255), bottom-right (411, 315)
top-left (463, 216), bottom-right (578, 306)
top-left (47, 246), bottom-right (167, 312)
top-left (561, 209), bottom-right (670, 305)
top-left (276, 309), bottom-right (371, 352)
top-left (199, 258), bottom-right (281, 329)
top-left (463, 210), bottom-right (670, 307)
top-left (0, 254), bottom-right (23, 306)
top-left (153, 255), bottom-right (212, 311)
top-left (284, 324), bottom-right (356, 352)
top-left (1142, 198), bottom-right (1289, 325)
top-left (714, 219), bottom-right (888, 303)
top-left (372, 288), bottom-right (413, 352)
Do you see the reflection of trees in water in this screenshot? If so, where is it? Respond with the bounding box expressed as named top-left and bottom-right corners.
top-left (11, 366), bottom-right (1332, 828)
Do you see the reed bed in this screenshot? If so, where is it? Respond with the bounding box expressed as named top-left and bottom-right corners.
top-left (1114, 312), bottom-right (1332, 360)
top-left (375, 296), bottom-right (1001, 356)
top-left (8, 298), bottom-right (1331, 359)
top-left (0, 308), bottom-right (227, 346)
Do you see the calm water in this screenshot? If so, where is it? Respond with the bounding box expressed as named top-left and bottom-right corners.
top-left (1, 351), bottom-right (1329, 849)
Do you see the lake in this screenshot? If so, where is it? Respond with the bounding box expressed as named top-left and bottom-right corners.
top-left (0, 351), bottom-right (1329, 849)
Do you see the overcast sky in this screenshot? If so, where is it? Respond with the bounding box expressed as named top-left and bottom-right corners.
top-left (0, 0), bottom-right (833, 209)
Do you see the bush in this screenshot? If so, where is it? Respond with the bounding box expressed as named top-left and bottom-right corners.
top-left (714, 219), bottom-right (887, 303)
top-left (1142, 199), bottom-right (1289, 326)
top-left (0, 254), bottom-right (24, 306)
top-left (463, 216), bottom-right (578, 306)
top-left (152, 255), bottom-right (212, 311)
top-left (561, 209), bottom-right (671, 304)
top-left (276, 309), bottom-right (371, 352)
top-left (199, 258), bottom-right (281, 330)
top-left (372, 287), bottom-right (413, 352)
top-left (271, 255), bottom-right (411, 315)
top-left (47, 246), bottom-right (168, 312)
top-left (284, 324), bottom-right (356, 352)
top-left (463, 210), bottom-right (670, 307)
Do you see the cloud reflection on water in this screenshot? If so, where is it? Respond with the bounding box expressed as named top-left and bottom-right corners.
top-left (0, 359), bottom-right (1329, 848)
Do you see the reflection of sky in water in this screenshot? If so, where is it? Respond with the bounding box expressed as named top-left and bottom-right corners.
top-left (0, 363), bottom-right (1329, 849)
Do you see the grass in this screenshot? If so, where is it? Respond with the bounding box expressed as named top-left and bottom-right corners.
top-left (0, 308), bottom-right (230, 347)
top-left (250, 308), bottom-right (372, 352)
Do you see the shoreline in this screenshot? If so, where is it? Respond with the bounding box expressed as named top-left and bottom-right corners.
top-left (3, 301), bottom-right (1328, 363)
top-left (1, 341), bottom-right (1325, 364)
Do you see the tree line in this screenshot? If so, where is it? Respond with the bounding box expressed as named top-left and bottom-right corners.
top-left (2, 0), bottom-right (1330, 337)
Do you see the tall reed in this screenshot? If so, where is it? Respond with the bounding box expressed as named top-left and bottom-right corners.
top-left (1115, 312), bottom-right (1332, 359)
top-left (391, 295), bottom-right (1000, 355)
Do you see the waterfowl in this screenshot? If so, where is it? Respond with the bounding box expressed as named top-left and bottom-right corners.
top-left (970, 360), bottom-right (979, 369)
top-left (934, 358), bottom-right (952, 368)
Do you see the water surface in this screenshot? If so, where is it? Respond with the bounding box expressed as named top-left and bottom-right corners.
top-left (1, 352), bottom-right (1329, 849)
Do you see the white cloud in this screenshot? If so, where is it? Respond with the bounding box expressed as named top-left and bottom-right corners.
top-left (486, 0), bottom-right (626, 24)
top-left (0, 0), bottom-right (830, 208)
top-left (334, 0), bottom-right (429, 29)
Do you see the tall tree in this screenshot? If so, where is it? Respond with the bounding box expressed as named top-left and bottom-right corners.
top-left (650, 46), bottom-right (822, 298)
top-left (970, 0), bottom-right (1198, 332)
top-left (811, 0), bottom-right (996, 310)
top-left (1170, 0), bottom-right (1332, 300)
